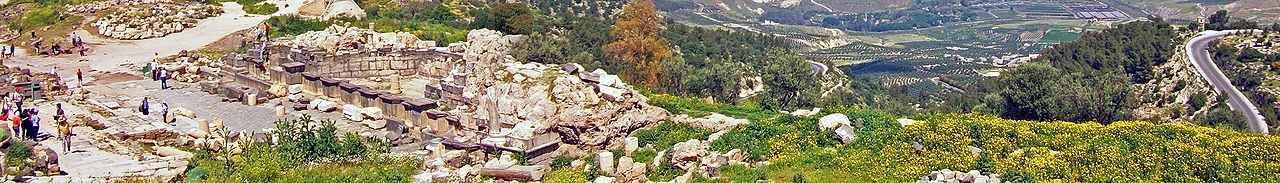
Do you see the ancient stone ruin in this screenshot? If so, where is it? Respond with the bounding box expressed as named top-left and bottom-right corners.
top-left (145, 27), bottom-right (667, 181)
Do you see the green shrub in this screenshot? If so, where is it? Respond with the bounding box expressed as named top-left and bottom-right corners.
top-left (719, 164), bottom-right (765, 182)
top-left (266, 15), bottom-right (330, 38)
top-left (191, 115), bottom-right (418, 182)
top-left (646, 159), bottom-right (684, 182)
top-left (5, 142), bottom-right (30, 167)
top-left (8, 6), bottom-right (61, 31)
top-left (184, 167), bottom-right (208, 181)
top-left (631, 148), bottom-right (657, 164)
top-left (634, 122), bottom-right (711, 151)
top-left (543, 167), bottom-right (590, 183)
top-left (243, 3), bottom-right (278, 15)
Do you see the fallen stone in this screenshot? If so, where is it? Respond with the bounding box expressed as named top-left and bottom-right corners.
top-left (671, 139), bottom-right (708, 162)
top-left (897, 118), bottom-right (917, 127)
top-left (186, 128), bottom-right (208, 139)
top-left (361, 107), bottom-right (384, 120)
top-left (595, 84), bottom-right (624, 102)
top-left (343, 105), bottom-right (362, 121)
top-left (363, 120), bottom-right (387, 130)
top-left (818, 113), bottom-right (850, 130)
top-left (288, 84), bottom-right (304, 95)
top-left (834, 123), bottom-right (858, 144)
top-left (155, 146), bottom-right (194, 158)
top-left (596, 151), bottom-right (615, 175)
top-left (510, 120), bottom-right (539, 139)
top-left (624, 137), bottom-right (638, 155)
top-left (592, 176), bottom-right (615, 183)
top-left (171, 107), bottom-right (196, 119)
top-left (616, 156), bottom-right (633, 176)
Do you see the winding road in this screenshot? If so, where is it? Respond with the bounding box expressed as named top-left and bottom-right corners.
top-left (1185, 29), bottom-right (1269, 133)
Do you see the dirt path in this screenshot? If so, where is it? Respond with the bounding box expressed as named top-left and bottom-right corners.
top-left (8, 0), bottom-right (303, 76)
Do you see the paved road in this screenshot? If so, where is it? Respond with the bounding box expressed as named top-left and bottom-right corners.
top-left (1185, 29), bottom-right (1269, 133)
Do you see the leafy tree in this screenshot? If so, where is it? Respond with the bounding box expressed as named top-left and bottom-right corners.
top-left (471, 2), bottom-right (547, 34)
top-left (758, 49), bottom-right (820, 109)
top-left (1206, 10), bottom-right (1230, 30)
top-left (1190, 93), bottom-right (1209, 111)
top-left (605, 0), bottom-right (673, 88)
top-left (1196, 97), bottom-right (1247, 130)
top-left (993, 62), bottom-right (1135, 123)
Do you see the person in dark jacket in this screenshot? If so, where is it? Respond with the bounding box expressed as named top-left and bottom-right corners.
top-left (140, 97), bottom-right (150, 115)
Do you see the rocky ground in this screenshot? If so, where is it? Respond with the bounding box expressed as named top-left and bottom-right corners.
top-left (91, 3), bottom-right (223, 40)
top-left (284, 24), bottom-right (433, 53)
top-left (1133, 44), bottom-right (1216, 122)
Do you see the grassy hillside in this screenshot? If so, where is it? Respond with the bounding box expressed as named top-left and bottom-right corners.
top-left (623, 94), bottom-right (1280, 182)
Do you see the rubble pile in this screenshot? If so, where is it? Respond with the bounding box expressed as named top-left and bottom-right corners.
top-left (287, 24), bottom-right (435, 53)
top-left (63, 0), bottom-right (175, 13)
top-left (153, 53), bottom-right (225, 84)
top-left (91, 4), bottom-right (223, 40)
top-left (324, 0), bottom-right (366, 20)
top-left (440, 29), bottom-right (667, 148)
top-left (918, 169), bottom-right (1002, 183)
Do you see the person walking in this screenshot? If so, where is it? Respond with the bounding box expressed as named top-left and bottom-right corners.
top-left (159, 69), bottom-right (168, 90)
top-left (55, 103), bottom-right (70, 151)
top-left (161, 103), bottom-right (169, 123)
top-left (12, 89), bottom-right (23, 113)
top-left (28, 110), bottom-right (39, 140)
top-left (76, 69), bottom-right (83, 86)
top-left (140, 97), bottom-right (150, 115)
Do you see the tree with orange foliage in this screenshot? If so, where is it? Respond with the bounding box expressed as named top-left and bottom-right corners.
top-left (605, 0), bottom-right (672, 88)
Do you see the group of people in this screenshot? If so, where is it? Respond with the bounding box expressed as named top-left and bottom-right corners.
top-left (143, 53), bottom-right (169, 89)
top-left (0, 45), bottom-right (16, 60)
top-left (1, 89), bottom-right (74, 151)
top-left (69, 32), bottom-right (87, 56)
top-left (29, 31), bottom-right (90, 57)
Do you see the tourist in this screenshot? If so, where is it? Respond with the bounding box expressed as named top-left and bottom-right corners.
top-left (140, 97), bottom-right (150, 115)
top-left (10, 110), bottom-right (19, 140)
top-left (57, 119), bottom-right (70, 151)
top-left (264, 23), bottom-right (271, 40)
top-left (18, 109), bottom-right (29, 140)
top-left (54, 103), bottom-right (65, 122)
top-left (12, 89), bottom-right (23, 113)
top-left (77, 69), bottom-right (83, 86)
top-left (28, 109), bottom-right (39, 140)
top-left (159, 68), bottom-right (168, 89)
top-left (55, 103), bottom-right (70, 151)
top-left (161, 103), bottom-right (169, 122)
top-left (51, 44), bottom-right (61, 56)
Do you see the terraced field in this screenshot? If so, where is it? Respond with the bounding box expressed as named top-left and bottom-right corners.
top-left (661, 0), bottom-right (1129, 104)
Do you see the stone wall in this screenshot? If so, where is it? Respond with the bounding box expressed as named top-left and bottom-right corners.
top-left (288, 47), bottom-right (461, 79)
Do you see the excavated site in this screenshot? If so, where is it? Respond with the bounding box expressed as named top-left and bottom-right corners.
top-left (130, 25), bottom-right (669, 180)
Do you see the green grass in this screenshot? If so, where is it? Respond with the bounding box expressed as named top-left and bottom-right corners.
top-left (188, 116), bottom-right (419, 182)
top-left (266, 15), bottom-right (468, 46)
top-left (1038, 29), bottom-right (1082, 43)
top-left (222, 0), bottom-right (277, 15)
top-left (634, 123), bottom-right (712, 151)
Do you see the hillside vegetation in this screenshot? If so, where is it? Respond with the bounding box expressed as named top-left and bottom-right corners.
top-left (634, 94), bottom-right (1280, 182)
